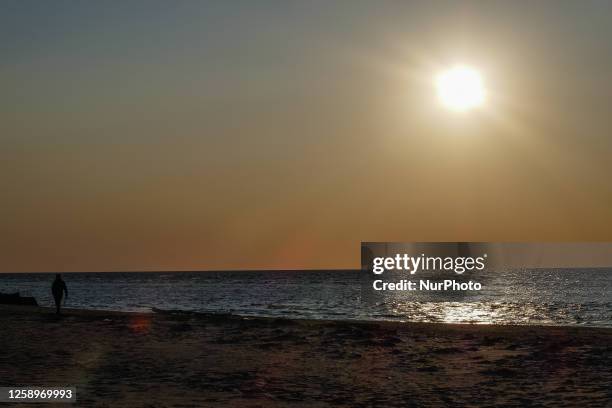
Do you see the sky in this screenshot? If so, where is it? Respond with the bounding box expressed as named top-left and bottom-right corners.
top-left (2, 1), bottom-right (612, 272)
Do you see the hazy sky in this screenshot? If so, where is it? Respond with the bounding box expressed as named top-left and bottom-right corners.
top-left (2, 1), bottom-right (612, 271)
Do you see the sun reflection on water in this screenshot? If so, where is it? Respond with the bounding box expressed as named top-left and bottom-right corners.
top-left (379, 299), bottom-right (565, 325)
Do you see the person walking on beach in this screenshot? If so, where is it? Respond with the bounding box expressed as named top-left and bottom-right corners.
top-left (51, 274), bottom-right (68, 315)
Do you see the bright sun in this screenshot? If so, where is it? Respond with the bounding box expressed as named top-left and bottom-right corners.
top-left (435, 66), bottom-right (486, 112)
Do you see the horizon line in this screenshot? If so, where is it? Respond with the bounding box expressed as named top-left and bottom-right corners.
top-left (0, 268), bottom-right (361, 274)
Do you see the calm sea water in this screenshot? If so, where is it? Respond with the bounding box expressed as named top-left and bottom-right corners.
top-left (1, 269), bottom-right (611, 327)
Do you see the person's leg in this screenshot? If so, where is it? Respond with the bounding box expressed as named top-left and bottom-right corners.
top-left (54, 295), bottom-right (61, 314)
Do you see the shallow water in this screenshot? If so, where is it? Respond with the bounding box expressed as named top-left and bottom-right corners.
top-left (1, 269), bottom-right (611, 327)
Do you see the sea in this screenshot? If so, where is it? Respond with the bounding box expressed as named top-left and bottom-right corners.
top-left (1, 268), bottom-right (611, 327)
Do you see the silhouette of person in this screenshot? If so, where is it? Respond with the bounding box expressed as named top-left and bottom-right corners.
top-left (51, 274), bottom-right (68, 314)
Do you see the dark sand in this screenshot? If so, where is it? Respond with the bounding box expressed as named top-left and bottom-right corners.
top-left (0, 305), bottom-right (611, 407)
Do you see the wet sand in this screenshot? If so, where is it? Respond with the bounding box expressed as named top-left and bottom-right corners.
top-left (0, 305), bottom-right (611, 407)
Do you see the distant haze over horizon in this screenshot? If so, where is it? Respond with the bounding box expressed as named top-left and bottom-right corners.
top-left (2, 1), bottom-right (612, 272)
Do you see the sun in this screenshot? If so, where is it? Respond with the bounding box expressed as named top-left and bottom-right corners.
top-left (435, 65), bottom-right (486, 112)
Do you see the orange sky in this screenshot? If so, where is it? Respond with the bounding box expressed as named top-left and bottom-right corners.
top-left (2, 2), bottom-right (612, 271)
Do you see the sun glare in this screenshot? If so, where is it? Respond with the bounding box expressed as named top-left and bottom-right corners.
top-left (436, 66), bottom-right (486, 112)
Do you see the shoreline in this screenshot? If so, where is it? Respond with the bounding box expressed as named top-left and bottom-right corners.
top-left (2, 305), bottom-right (611, 406)
top-left (3, 304), bottom-right (611, 332)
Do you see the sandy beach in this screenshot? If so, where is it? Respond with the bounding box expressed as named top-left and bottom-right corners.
top-left (0, 305), bottom-right (610, 407)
